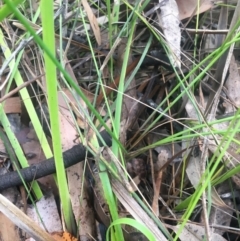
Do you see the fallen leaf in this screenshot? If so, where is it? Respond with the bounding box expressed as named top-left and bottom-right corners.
top-left (81, 0), bottom-right (101, 45)
top-left (3, 97), bottom-right (21, 114)
top-left (177, 0), bottom-right (214, 20)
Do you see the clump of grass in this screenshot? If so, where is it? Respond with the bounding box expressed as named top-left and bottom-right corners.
top-left (1, 1), bottom-right (240, 241)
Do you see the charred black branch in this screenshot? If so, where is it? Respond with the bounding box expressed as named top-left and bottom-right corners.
top-left (0, 130), bottom-right (111, 191)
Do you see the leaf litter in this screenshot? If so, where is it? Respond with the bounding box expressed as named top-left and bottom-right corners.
top-left (1, 0), bottom-right (240, 241)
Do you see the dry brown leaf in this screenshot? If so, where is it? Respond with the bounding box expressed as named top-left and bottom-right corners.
top-left (81, 0), bottom-right (101, 46)
top-left (3, 97), bottom-right (21, 114)
top-left (0, 212), bottom-right (22, 241)
top-left (176, 0), bottom-right (214, 20)
top-left (0, 186), bottom-right (22, 241)
top-left (152, 150), bottom-right (169, 215)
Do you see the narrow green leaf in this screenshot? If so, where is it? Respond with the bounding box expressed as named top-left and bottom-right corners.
top-left (0, 0), bottom-right (23, 22)
top-left (40, 0), bottom-right (75, 233)
top-left (106, 218), bottom-right (156, 241)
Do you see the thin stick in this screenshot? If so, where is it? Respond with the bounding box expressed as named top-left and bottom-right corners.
top-left (0, 73), bottom-right (45, 103)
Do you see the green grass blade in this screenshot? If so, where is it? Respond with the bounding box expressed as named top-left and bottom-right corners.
top-left (106, 218), bottom-right (156, 241)
top-left (0, 106), bottom-right (42, 198)
top-left (0, 0), bottom-right (23, 21)
top-left (90, 135), bottom-right (125, 241)
top-left (174, 107), bottom-right (240, 240)
top-left (4, 0), bottom-right (115, 145)
top-left (0, 29), bottom-right (52, 160)
top-left (40, 0), bottom-right (75, 233)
